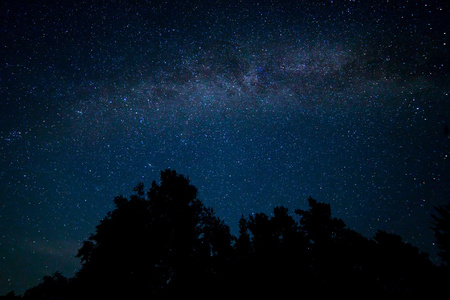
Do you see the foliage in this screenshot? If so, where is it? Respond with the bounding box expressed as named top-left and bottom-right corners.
top-left (5, 170), bottom-right (448, 299)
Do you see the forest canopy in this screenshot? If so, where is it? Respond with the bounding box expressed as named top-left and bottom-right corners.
top-left (2, 169), bottom-right (449, 299)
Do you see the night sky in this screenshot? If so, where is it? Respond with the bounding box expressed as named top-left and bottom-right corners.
top-left (1, 0), bottom-right (449, 295)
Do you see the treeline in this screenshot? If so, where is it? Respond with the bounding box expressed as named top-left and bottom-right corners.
top-left (3, 169), bottom-right (449, 299)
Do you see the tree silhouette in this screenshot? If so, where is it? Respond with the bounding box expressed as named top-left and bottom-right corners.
top-left (294, 197), bottom-right (375, 296)
top-left (22, 272), bottom-right (69, 300)
top-left (235, 215), bottom-right (251, 258)
top-left (7, 170), bottom-right (448, 298)
top-left (230, 206), bottom-right (312, 297)
top-left (74, 169), bottom-right (232, 298)
top-left (295, 197), bottom-right (347, 247)
top-left (370, 230), bottom-right (436, 295)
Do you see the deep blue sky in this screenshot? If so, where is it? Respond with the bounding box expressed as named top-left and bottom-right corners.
top-left (1, 0), bottom-right (449, 295)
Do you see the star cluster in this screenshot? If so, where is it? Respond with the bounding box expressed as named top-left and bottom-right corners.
top-left (1, 0), bottom-right (449, 295)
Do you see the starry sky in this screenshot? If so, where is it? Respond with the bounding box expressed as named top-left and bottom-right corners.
top-left (1, 0), bottom-right (449, 295)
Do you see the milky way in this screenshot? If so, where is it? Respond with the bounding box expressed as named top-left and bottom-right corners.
top-left (1, 0), bottom-right (449, 295)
